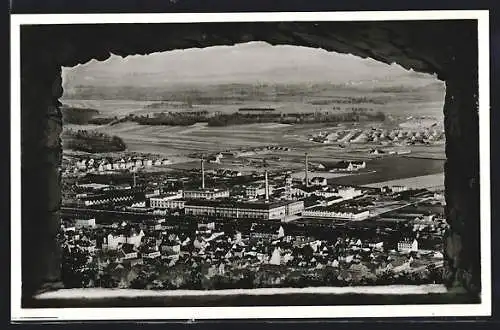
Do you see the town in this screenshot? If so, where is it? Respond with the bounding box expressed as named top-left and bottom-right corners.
top-left (60, 150), bottom-right (447, 290)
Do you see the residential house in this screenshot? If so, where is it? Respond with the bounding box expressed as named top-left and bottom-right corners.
top-left (397, 238), bottom-right (419, 252)
top-left (310, 177), bottom-right (327, 186)
top-left (119, 243), bottom-right (139, 260)
top-left (75, 217), bottom-right (96, 229)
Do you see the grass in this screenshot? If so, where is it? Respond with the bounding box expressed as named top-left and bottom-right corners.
top-left (329, 158), bottom-right (444, 186)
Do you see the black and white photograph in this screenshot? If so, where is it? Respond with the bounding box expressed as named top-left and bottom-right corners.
top-left (10, 10), bottom-right (491, 321)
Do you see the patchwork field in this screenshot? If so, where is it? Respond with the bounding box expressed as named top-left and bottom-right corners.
top-left (61, 83), bottom-right (445, 187)
top-left (84, 122), bottom-right (317, 156)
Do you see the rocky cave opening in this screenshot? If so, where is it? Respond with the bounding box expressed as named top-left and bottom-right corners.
top-left (19, 20), bottom-right (481, 306)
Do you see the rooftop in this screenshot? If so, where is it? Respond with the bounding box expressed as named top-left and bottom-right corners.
top-left (185, 198), bottom-right (294, 210)
top-left (184, 188), bottom-right (229, 193)
top-left (307, 205), bottom-right (369, 214)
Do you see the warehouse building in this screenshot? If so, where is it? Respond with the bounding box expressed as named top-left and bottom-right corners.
top-left (302, 206), bottom-right (370, 220)
top-left (183, 188), bottom-right (230, 200)
top-left (184, 199), bottom-right (304, 220)
top-left (149, 192), bottom-right (185, 210)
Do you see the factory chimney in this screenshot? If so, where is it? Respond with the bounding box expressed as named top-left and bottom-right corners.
top-left (201, 157), bottom-right (205, 189)
top-left (285, 174), bottom-right (292, 200)
top-left (304, 152), bottom-right (309, 187)
top-left (265, 170), bottom-right (270, 202)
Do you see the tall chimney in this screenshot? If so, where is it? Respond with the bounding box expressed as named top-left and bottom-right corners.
top-left (265, 170), bottom-right (270, 202)
top-left (305, 152), bottom-right (309, 187)
top-left (201, 157), bottom-right (205, 189)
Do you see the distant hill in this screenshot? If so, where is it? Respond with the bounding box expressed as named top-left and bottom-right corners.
top-left (62, 78), bottom-right (444, 103)
top-left (62, 41), bottom-right (442, 100)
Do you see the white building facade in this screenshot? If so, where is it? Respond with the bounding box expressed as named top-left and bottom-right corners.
top-left (302, 208), bottom-right (369, 220)
top-left (183, 189), bottom-right (230, 200)
top-left (397, 239), bottom-right (419, 252)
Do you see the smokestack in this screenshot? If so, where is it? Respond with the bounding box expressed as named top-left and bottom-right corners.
top-left (285, 175), bottom-right (292, 200)
top-left (265, 170), bottom-right (269, 202)
top-left (305, 152), bottom-right (309, 187)
top-left (201, 157), bottom-right (205, 189)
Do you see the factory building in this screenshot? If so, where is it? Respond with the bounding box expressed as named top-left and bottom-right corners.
top-left (184, 199), bottom-right (304, 220)
top-left (180, 157), bottom-right (230, 200)
top-left (245, 184), bottom-right (275, 199)
top-left (302, 207), bottom-right (369, 220)
top-left (149, 192), bottom-right (185, 210)
top-left (285, 200), bottom-right (305, 216)
top-left (75, 217), bottom-right (96, 229)
top-left (183, 188), bottom-right (230, 200)
top-left (77, 188), bottom-right (145, 207)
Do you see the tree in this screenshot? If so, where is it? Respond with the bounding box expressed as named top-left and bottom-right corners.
top-left (427, 264), bottom-right (444, 284)
top-left (130, 274), bottom-right (149, 289)
top-left (238, 271), bottom-right (256, 289)
top-left (325, 269), bottom-right (339, 286)
top-left (97, 273), bottom-right (119, 288)
top-left (376, 268), bottom-right (395, 285)
top-left (189, 265), bottom-right (203, 290)
top-left (61, 247), bottom-right (96, 288)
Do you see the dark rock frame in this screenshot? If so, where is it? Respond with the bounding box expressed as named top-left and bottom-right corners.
top-left (18, 20), bottom-right (481, 306)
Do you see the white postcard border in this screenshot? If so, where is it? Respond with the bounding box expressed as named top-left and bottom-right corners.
top-left (10, 10), bottom-right (491, 321)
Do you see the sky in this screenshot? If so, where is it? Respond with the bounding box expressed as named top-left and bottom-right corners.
top-left (62, 41), bottom-right (438, 89)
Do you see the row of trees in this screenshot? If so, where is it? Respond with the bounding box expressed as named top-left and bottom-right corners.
top-left (88, 117), bottom-right (118, 125)
top-left (207, 111), bottom-right (386, 127)
top-left (62, 129), bottom-right (127, 153)
top-left (79, 108), bottom-right (386, 128)
top-left (133, 115), bottom-right (204, 126)
top-left (329, 96), bottom-right (387, 105)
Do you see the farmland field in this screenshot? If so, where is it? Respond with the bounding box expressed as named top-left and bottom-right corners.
top-left (63, 119), bottom-right (446, 187)
top-left (327, 158), bottom-right (445, 187)
top-left (87, 122), bottom-right (307, 155)
top-left (363, 173), bottom-right (445, 189)
top-left (60, 85), bottom-right (445, 119)
top-left (61, 80), bottom-right (446, 187)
